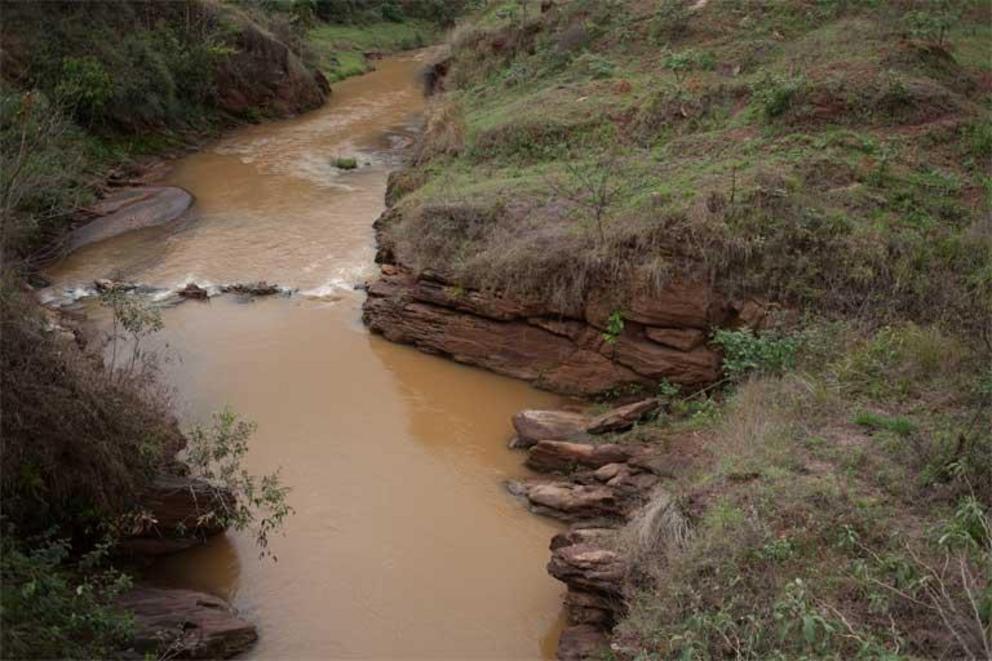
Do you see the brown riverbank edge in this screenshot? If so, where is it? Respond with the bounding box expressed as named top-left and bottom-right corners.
top-left (115, 475), bottom-right (255, 657)
top-left (507, 400), bottom-right (667, 660)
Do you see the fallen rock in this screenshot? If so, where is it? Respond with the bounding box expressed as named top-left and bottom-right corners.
top-left (557, 624), bottom-right (608, 660)
top-left (94, 279), bottom-right (139, 293)
top-left (222, 281), bottom-right (281, 297)
top-left (548, 543), bottom-right (626, 596)
top-left (592, 462), bottom-right (627, 482)
top-left (179, 283), bottom-right (210, 300)
top-left (550, 527), bottom-right (615, 551)
top-left (508, 480), bottom-right (622, 522)
top-left (118, 587), bottom-right (257, 659)
top-left (526, 441), bottom-right (633, 473)
top-left (512, 410), bottom-right (591, 448)
top-left (120, 475), bottom-right (233, 556)
top-left (586, 399), bottom-right (660, 434)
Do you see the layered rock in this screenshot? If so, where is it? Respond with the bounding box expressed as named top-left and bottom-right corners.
top-left (503, 403), bottom-right (684, 660)
top-left (212, 11), bottom-right (329, 118)
top-left (363, 267), bottom-right (729, 396)
top-left (120, 475), bottom-right (234, 556)
top-left (118, 587), bottom-right (257, 659)
top-left (68, 187), bottom-right (193, 252)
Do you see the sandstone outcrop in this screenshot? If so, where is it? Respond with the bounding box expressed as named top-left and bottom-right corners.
top-left (68, 187), bottom-right (193, 252)
top-left (363, 268), bottom-right (726, 396)
top-left (526, 441), bottom-right (633, 473)
top-left (586, 398), bottom-right (660, 434)
top-left (212, 13), bottom-right (329, 119)
top-left (505, 406), bottom-right (680, 659)
top-left (511, 410), bottom-right (592, 448)
top-left (118, 587), bottom-right (257, 659)
top-left (120, 475), bottom-right (234, 556)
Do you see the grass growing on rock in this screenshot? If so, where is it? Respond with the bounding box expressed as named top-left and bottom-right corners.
top-left (382, 0), bottom-right (992, 333)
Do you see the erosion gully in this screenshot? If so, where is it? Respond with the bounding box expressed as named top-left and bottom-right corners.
top-left (45, 51), bottom-right (567, 659)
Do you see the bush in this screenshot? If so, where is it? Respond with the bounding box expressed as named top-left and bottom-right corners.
top-left (711, 328), bottom-right (799, 380)
top-left (333, 156), bottom-right (358, 169)
top-left (184, 409), bottom-right (293, 559)
top-left (0, 283), bottom-right (178, 535)
top-left (0, 532), bottom-right (134, 659)
top-left (751, 71), bottom-right (807, 119)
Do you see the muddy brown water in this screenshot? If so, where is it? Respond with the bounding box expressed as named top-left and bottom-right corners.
top-left (45, 52), bottom-right (567, 659)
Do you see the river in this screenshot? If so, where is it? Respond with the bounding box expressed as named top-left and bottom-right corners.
top-left (45, 51), bottom-right (566, 660)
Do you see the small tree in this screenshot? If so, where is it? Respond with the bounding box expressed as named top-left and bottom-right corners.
top-left (903, 1), bottom-right (961, 49)
top-left (547, 146), bottom-right (628, 246)
top-left (99, 288), bottom-right (163, 382)
top-left (184, 409), bottom-right (293, 559)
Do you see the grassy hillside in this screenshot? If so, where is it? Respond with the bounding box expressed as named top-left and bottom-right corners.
top-left (384, 0), bottom-right (990, 331)
top-left (388, 1), bottom-right (991, 657)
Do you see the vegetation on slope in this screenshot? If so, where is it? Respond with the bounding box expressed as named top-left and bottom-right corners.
top-left (386, 1), bottom-right (991, 657)
top-left (384, 0), bottom-right (991, 333)
top-left (608, 323), bottom-right (990, 658)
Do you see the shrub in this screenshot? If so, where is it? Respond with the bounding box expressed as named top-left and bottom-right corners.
top-left (903, 2), bottom-right (961, 48)
top-left (185, 409), bottom-right (293, 559)
top-left (711, 328), bottom-right (799, 380)
top-left (751, 71), bottom-right (807, 120)
top-left (650, 0), bottom-right (691, 45)
top-left (0, 282), bottom-right (178, 535)
top-left (53, 56), bottom-right (114, 126)
top-left (0, 532), bottom-right (134, 659)
top-left (333, 156), bottom-right (358, 169)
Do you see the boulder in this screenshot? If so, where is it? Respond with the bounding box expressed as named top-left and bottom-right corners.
top-left (548, 543), bottom-right (625, 597)
top-left (586, 399), bottom-right (660, 434)
top-left (118, 587), bottom-right (256, 659)
top-left (120, 475), bottom-right (233, 556)
top-left (222, 281), bottom-right (282, 297)
top-left (556, 624), bottom-right (609, 660)
top-left (550, 527), bottom-right (615, 551)
top-left (179, 283), bottom-right (209, 300)
top-left (512, 410), bottom-right (592, 448)
top-left (508, 480), bottom-right (622, 522)
top-left (526, 441), bottom-right (633, 473)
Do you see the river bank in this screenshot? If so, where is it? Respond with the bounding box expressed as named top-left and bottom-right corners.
top-left (40, 51), bottom-right (570, 660)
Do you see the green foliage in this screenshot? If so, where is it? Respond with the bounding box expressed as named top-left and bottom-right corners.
top-left (650, 0), bottom-right (691, 44)
top-left (0, 90), bottom-right (95, 257)
top-left (53, 57), bottom-right (114, 125)
top-left (711, 329), bottom-right (799, 380)
top-left (853, 411), bottom-right (916, 437)
top-left (661, 48), bottom-right (714, 86)
top-left (573, 52), bottom-right (615, 79)
top-left (0, 532), bottom-right (134, 659)
top-left (903, 2), bottom-right (961, 48)
top-left (751, 71), bottom-right (807, 120)
top-left (99, 288), bottom-right (164, 379)
top-left (333, 156), bottom-right (359, 169)
top-left (603, 309), bottom-right (625, 344)
top-left (185, 409), bottom-right (293, 559)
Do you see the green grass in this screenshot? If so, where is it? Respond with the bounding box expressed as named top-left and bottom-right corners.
top-left (308, 20), bottom-right (438, 81)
